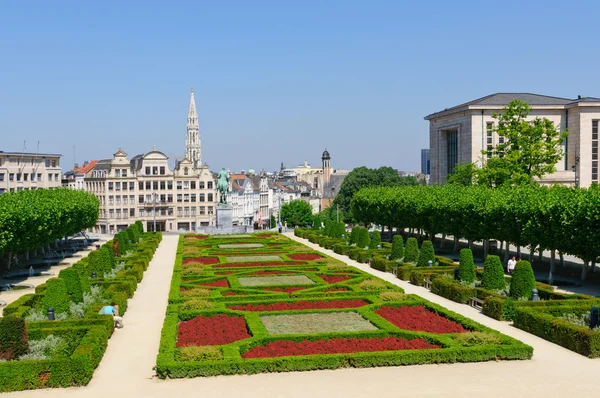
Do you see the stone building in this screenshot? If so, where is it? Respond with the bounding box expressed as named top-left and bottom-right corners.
top-left (62, 160), bottom-right (98, 190)
top-left (425, 93), bottom-right (600, 187)
top-left (0, 151), bottom-right (62, 194)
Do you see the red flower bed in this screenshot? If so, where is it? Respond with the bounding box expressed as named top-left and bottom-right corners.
top-left (228, 299), bottom-right (368, 312)
top-left (288, 253), bottom-right (324, 261)
top-left (375, 306), bottom-right (467, 334)
top-left (319, 275), bottom-right (352, 284)
top-left (222, 291), bottom-right (247, 296)
top-left (246, 270), bottom-right (294, 276)
top-left (324, 287), bottom-right (349, 292)
top-left (185, 235), bottom-right (209, 240)
top-left (196, 245), bottom-right (211, 249)
top-left (183, 257), bottom-right (220, 265)
top-left (262, 287), bottom-right (307, 294)
top-left (177, 314), bottom-right (251, 347)
top-left (214, 261), bottom-right (307, 268)
top-left (199, 279), bottom-right (229, 288)
top-left (216, 252), bottom-right (282, 256)
top-left (257, 234), bottom-right (276, 238)
top-left (242, 336), bottom-right (440, 358)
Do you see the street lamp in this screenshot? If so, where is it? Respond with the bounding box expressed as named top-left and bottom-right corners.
top-left (572, 155), bottom-right (580, 188)
top-left (276, 188), bottom-right (281, 229)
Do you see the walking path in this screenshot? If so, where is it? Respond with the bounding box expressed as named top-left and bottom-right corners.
top-left (5, 233), bottom-right (600, 398)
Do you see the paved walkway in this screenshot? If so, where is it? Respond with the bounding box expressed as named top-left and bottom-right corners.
top-left (5, 233), bottom-right (600, 397)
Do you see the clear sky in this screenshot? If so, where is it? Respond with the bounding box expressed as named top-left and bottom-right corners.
top-left (1, 0), bottom-right (599, 173)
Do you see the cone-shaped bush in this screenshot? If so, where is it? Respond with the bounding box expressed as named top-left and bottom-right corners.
top-left (0, 316), bottom-right (28, 360)
top-left (312, 215), bottom-right (321, 230)
top-left (417, 240), bottom-right (436, 267)
top-left (335, 222), bottom-right (346, 239)
top-left (458, 248), bottom-right (476, 283)
top-left (350, 227), bottom-right (360, 245)
top-left (357, 228), bottom-right (371, 249)
top-left (482, 255), bottom-right (506, 290)
top-left (41, 278), bottom-right (69, 313)
top-left (323, 221), bottom-right (332, 237)
top-left (58, 268), bottom-right (84, 303)
top-left (404, 238), bottom-right (419, 263)
top-left (369, 230), bottom-right (382, 249)
top-left (509, 260), bottom-right (536, 299)
top-left (390, 235), bottom-right (404, 260)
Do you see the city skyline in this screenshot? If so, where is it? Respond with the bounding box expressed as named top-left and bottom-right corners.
top-left (2, 1), bottom-right (599, 172)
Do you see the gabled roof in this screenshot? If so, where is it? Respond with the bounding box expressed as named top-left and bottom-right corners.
top-left (566, 97), bottom-right (600, 105)
top-left (68, 160), bottom-right (98, 176)
top-left (425, 93), bottom-right (575, 120)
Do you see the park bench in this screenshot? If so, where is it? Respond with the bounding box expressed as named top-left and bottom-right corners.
top-left (423, 279), bottom-right (433, 290)
top-left (468, 297), bottom-right (484, 309)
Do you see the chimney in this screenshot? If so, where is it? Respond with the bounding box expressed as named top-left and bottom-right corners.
top-left (83, 160), bottom-right (89, 167)
top-left (578, 95), bottom-right (583, 99)
top-left (74, 163), bottom-right (79, 170)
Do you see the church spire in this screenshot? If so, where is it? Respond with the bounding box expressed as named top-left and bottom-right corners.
top-left (185, 87), bottom-right (201, 168)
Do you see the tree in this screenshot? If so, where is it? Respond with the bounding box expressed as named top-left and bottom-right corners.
top-left (404, 238), bottom-right (419, 263)
top-left (446, 162), bottom-right (476, 186)
top-left (481, 255), bottom-right (506, 290)
top-left (417, 240), bottom-right (436, 267)
top-left (369, 230), bottom-right (381, 249)
top-left (350, 227), bottom-right (360, 245)
top-left (390, 235), bottom-right (404, 260)
top-left (458, 248), bottom-right (476, 283)
top-left (509, 260), bottom-right (536, 299)
top-left (280, 200), bottom-right (313, 227)
top-left (357, 227), bottom-right (371, 249)
top-left (311, 215), bottom-right (322, 230)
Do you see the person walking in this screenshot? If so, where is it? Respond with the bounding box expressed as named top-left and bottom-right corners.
top-left (507, 255), bottom-right (517, 274)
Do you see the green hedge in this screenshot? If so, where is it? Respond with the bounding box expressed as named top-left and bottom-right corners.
top-left (431, 278), bottom-right (475, 304)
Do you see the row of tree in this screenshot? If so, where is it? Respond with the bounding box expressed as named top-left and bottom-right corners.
top-left (0, 189), bottom-right (99, 261)
top-left (351, 184), bottom-right (600, 279)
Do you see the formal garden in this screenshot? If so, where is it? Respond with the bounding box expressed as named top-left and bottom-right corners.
top-left (0, 189), bottom-right (162, 392)
top-left (156, 233), bottom-right (532, 378)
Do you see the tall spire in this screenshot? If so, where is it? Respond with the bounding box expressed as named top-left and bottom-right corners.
top-left (185, 86), bottom-right (202, 168)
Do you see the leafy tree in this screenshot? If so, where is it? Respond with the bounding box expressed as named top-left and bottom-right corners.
top-left (357, 228), bottom-right (371, 249)
top-left (270, 215), bottom-right (277, 229)
top-left (404, 238), bottom-right (419, 263)
top-left (481, 255), bottom-right (506, 290)
top-left (446, 162), bottom-right (476, 186)
top-left (390, 235), bottom-right (404, 260)
top-left (369, 230), bottom-right (382, 249)
top-left (458, 248), bottom-right (476, 283)
top-left (509, 260), bottom-right (536, 299)
top-left (417, 240), bottom-right (436, 266)
top-left (311, 215), bottom-right (322, 230)
top-left (280, 200), bottom-right (313, 227)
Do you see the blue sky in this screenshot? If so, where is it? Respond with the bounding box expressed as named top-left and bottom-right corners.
top-left (1, 0), bottom-right (599, 173)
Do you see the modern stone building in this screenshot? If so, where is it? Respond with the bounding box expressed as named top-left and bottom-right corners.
top-left (425, 93), bottom-right (600, 187)
top-left (84, 89), bottom-right (218, 233)
top-left (0, 151), bottom-right (62, 194)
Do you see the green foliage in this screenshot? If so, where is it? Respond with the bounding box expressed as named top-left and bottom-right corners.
top-left (41, 278), bottom-right (69, 314)
top-left (369, 230), bottom-right (381, 249)
top-left (417, 240), bottom-right (435, 267)
top-left (404, 238), bottom-right (419, 263)
top-left (390, 235), bottom-right (404, 260)
top-left (379, 291), bottom-right (406, 301)
top-left (350, 227), bottom-right (360, 245)
top-left (176, 346), bottom-right (223, 361)
top-left (312, 215), bottom-right (322, 230)
top-left (482, 255), bottom-right (506, 290)
top-left (0, 316), bottom-right (28, 360)
top-left (280, 200), bottom-right (313, 227)
top-left (58, 268), bottom-right (84, 303)
top-left (370, 256), bottom-right (389, 272)
top-left (431, 277), bottom-right (476, 304)
top-left (509, 260), bottom-right (536, 299)
top-left (357, 228), bottom-right (370, 249)
top-left (446, 162), bottom-right (476, 186)
top-left (180, 299), bottom-right (213, 311)
top-left (454, 332), bottom-right (503, 347)
top-left (99, 245), bottom-right (114, 272)
top-left (357, 279), bottom-right (387, 290)
top-left (458, 249), bottom-right (476, 283)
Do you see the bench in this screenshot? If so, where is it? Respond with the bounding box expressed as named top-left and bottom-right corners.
top-left (468, 297), bottom-right (484, 309)
top-left (391, 266), bottom-right (398, 276)
top-left (423, 279), bottom-right (433, 290)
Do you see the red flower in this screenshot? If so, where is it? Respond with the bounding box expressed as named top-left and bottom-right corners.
top-left (199, 279), bottom-right (229, 288)
top-left (375, 306), bottom-right (467, 334)
top-left (319, 275), bottom-right (352, 284)
top-left (262, 287), bottom-right (307, 295)
top-left (242, 336), bottom-right (440, 358)
top-left (177, 314), bottom-right (251, 347)
top-left (183, 257), bottom-right (220, 265)
top-left (288, 254), bottom-right (324, 261)
top-left (228, 299), bottom-right (368, 312)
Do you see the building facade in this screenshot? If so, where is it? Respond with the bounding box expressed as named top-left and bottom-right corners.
top-left (425, 93), bottom-right (600, 187)
top-left (62, 160), bottom-right (98, 190)
top-left (420, 149), bottom-right (430, 175)
top-left (0, 151), bottom-right (62, 194)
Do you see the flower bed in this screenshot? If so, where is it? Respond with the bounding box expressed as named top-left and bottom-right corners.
top-left (183, 257), bottom-right (220, 265)
top-left (288, 253), bottom-right (324, 261)
top-left (242, 336), bottom-right (441, 358)
top-left (260, 312), bottom-right (378, 334)
top-left (319, 275), bottom-right (352, 284)
top-left (214, 261), bottom-right (307, 268)
top-left (228, 299), bottom-right (369, 312)
top-left (246, 270), bottom-right (295, 276)
top-left (324, 287), bottom-right (349, 292)
top-left (185, 235), bottom-right (209, 240)
top-left (262, 287), bottom-right (308, 294)
top-left (177, 314), bottom-right (251, 347)
top-left (237, 275), bottom-right (315, 287)
top-left (375, 306), bottom-right (467, 334)
top-left (222, 292), bottom-right (247, 296)
top-left (198, 280), bottom-right (229, 288)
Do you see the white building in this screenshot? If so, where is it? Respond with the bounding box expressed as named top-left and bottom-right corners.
top-left (0, 151), bottom-right (62, 194)
top-left (62, 161), bottom-right (98, 190)
top-left (425, 93), bottom-right (600, 187)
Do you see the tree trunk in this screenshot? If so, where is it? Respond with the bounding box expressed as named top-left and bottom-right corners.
top-left (538, 246), bottom-right (543, 262)
top-left (429, 232), bottom-right (434, 242)
top-left (550, 250), bottom-right (556, 274)
top-left (453, 236), bottom-right (459, 251)
top-left (517, 246), bottom-right (521, 257)
top-left (503, 245), bottom-right (510, 265)
top-left (483, 239), bottom-right (488, 260)
top-left (7, 252), bottom-right (12, 270)
top-left (468, 240), bottom-right (473, 250)
top-left (26, 251), bottom-right (30, 261)
top-left (582, 260), bottom-right (589, 281)
top-left (559, 252), bottom-right (565, 267)
top-left (440, 234), bottom-right (446, 249)
top-left (592, 260), bottom-right (596, 274)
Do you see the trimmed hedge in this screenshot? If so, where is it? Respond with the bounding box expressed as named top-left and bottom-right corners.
top-left (369, 230), bottom-right (381, 250)
top-left (41, 278), bottom-right (69, 314)
top-left (481, 255), bottom-right (505, 291)
top-left (390, 235), bottom-right (404, 260)
top-left (404, 238), bottom-right (419, 263)
top-left (510, 260), bottom-right (536, 299)
top-left (58, 268), bottom-right (85, 303)
top-left (0, 316), bottom-right (28, 360)
top-left (458, 249), bottom-right (475, 283)
top-left (431, 277), bottom-right (475, 304)
top-left (417, 240), bottom-right (435, 267)
top-left (357, 228), bottom-right (371, 249)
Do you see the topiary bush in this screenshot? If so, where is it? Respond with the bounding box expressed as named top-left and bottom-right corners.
top-left (509, 260), bottom-right (536, 299)
top-left (99, 245), bottom-right (114, 273)
top-left (482, 255), bottom-right (506, 290)
top-left (357, 228), bottom-right (371, 249)
top-left (312, 215), bottom-right (322, 230)
top-left (41, 278), bottom-right (69, 314)
top-left (390, 235), bottom-right (404, 260)
top-left (0, 316), bottom-right (28, 360)
top-left (404, 238), bottom-right (419, 263)
top-left (370, 256), bottom-right (388, 272)
top-left (417, 240), bottom-right (436, 267)
top-left (369, 230), bottom-right (381, 249)
top-left (350, 227), bottom-right (360, 245)
top-left (458, 248), bottom-right (476, 283)
top-left (58, 268), bottom-right (84, 303)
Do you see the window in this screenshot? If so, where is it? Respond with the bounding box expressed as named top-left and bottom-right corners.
top-left (184, 181), bottom-right (189, 190)
top-left (207, 181), bottom-right (213, 189)
top-left (122, 182), bottom-right (128, 191)
top-left (199, 206), bottom-right (206, 215)
top-left (153, 181), bottom-right (158, 190)
top-left (498, 136), bottom-right (505, 144)
top-left (207, 193), bottom-right (213, 202)
top-left (130, 195), bottom-right (135, 204)
top-left (55, 173), bottom-right (59, 181)
top-left (139, 182), bottom-right (144, 190)
top-left (191, 181), bottom-right (196, 189)
top-left (115, 182), bottom-right (121, 190)
top-left (446, 130), bottom-right (458, 176)
top-left (145, 167), bottom-right (151, 175)
top-left (130, 209), bottom-right (135, 217)
top-left (184, 167), bottom-right (189, 176)
top-left (145, 181), bottom-right (151, 190)
top-left (153, 167), bottom-right (158, 175)
top-left (200, 193), bottom-right (205, 202)
top-left (45, 160), bottom-right (50, 167)
top-left (9, 173), bottom-right (14, 181)
top-left (109, 209), bottom-right (114, 218)
top-left (160, 181), bottom-right (166, 190)
top-left (593, 121), bottom-right (599, 182)
top-left (177, 207), bottom-right (183, 217)
top-left (177, 194), bottom-right (183, 202)
top-left (184, 207), bottom-right (190, 216)
top-left (116, 209), bottom-right (121, 218)
top-left (191, 207), bottom-right (196, 216)
top-left (138, 195), bottom-right (144, 204)
top-left (191, 194), bottom-right (196, 202)
top-left (122, 169), bottom-right (127, 177)
top-left (115, 169), bottom-right (120, 177)
top-left (167, 181), bottom-right (173, 189)
top-left (129, 182), bottom-right (135, 190)
top-left (108, 182), bottom-right (114, 190)
top-left (160, 194), bottom-right (166, 202)
top-left (122, 196), bottom-right (127, 204)
top-left (184, 194), bottom-right (190, 202)
top-left (0, 173), bottom-right (4, 181)
top-left (37, 173), bottom-right (42, 181)
top-left (160, 166), bottom-right (165, 175)
top-left (208, 206), bottom-right (214, 215)
top-left (199, 182), bottom-right (205, 189)
top-left (167, 194), bottom-right (173, 203)
top-left (177, 181), bottom-right (182, 189)
top-left (52, 160), bottom-right (57, 167)
top-left (23, 173), bottom-right (28, 181)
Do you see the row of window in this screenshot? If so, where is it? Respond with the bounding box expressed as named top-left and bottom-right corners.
top-left (101, 193), bottom-right (216, 205)
top-left (105, 180), bottom-right (214, 191)
top-left (0, 158), bottom-right (58, 167)
top-left (0, 173), bottom-right (60, 182)
top-left (103, 206), bottom-right (214, 218)
top-left (592, 121), bottom-right (598, 182)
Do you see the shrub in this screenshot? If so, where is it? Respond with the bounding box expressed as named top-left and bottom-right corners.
top-left (312, 215), bottom-right (321, 230)
top-left (509, 260), bottom-right (536, 300)
top-left (350, 227), bottom-right (360, 245)
top-left (326, 263), bottom-right (352, 272)
top-left (482, 255), bottom-right (505, 290)
top-left (431, 277), bottom-right (475, 304)
top-left (410, 271), bottom-right (426, 286)
top-left (369, 230), bottom-right (381, 250)
top-left (176, 346), bottom-right (223, 361)
top-left (357, 228), bottom-right (371, 249)
top-left (370, 256), bottom-right (389, 272)
top-left (180, 288), bottom-right (211, 298)
top-left (41, 278), bottom-right (69, 313)
top-left (18, 335), bottom-right (66, 361)
top-left (333, 243), bottom-right (349, 255)
top-left (58, 268), bottom-right (84, 302)
top-left (379, 291), bottom-right (406, 301)
top-left (404, 238), bottom-right (419, 263)
top-left (180, 299), bottom-right (213, 312)
top-left (323, 221), bottom-right (332, 237)
top-left (454, 332), bottom-right (503, 347)
top-left (417, 240), bottom-right (435, 267)
top-left (390, 235), bottom-right (404, 260)
top-left (358, 279), bottom-right (387, 291)
top-left (458, 249), bottom-right (476, 283)
top-left (0, 316), bottom-right (28, 360)
top-left (99, 245), bottom-right (115, 272)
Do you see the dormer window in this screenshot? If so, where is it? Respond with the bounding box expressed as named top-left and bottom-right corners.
top-left (184, 167), bottom-right (189, 176)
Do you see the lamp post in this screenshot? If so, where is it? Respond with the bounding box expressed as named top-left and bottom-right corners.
top-left (277, 188), bottom-right (281, 228)
top-left (572, 155), bottom-right (580, 188)
top-left (153, 192), bottom-right (157, 233)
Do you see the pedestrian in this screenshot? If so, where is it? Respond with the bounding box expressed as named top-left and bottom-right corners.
top-left (103, 302), bottom-right (124, 328)
top-left (507, 255), bottom-right (517, 274)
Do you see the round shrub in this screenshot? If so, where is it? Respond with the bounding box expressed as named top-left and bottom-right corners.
top-left (417, 240), bottom-right (436, 267)
top-left (509, 260), bottom-right (536, 299)
top-left (369, 230), bottom-right (381, 249)
top-left (458, 248), bottom-right (476, 283)
top-left (357, 228), bottom-right (371, 249)
top-left (482, 255), bottom-right (506, 290)
top-left (41, 278), bottom-right (69, 314)
top-left (350, 227), bottom-right (360, 245)
top-left (404, 238), bottom-right (419, 263)
top-left (390, 235), bottom-right (404, 260)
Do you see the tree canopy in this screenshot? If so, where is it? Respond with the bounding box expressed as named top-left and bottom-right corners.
top-left (280, 200), bottom-right (313, 227)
